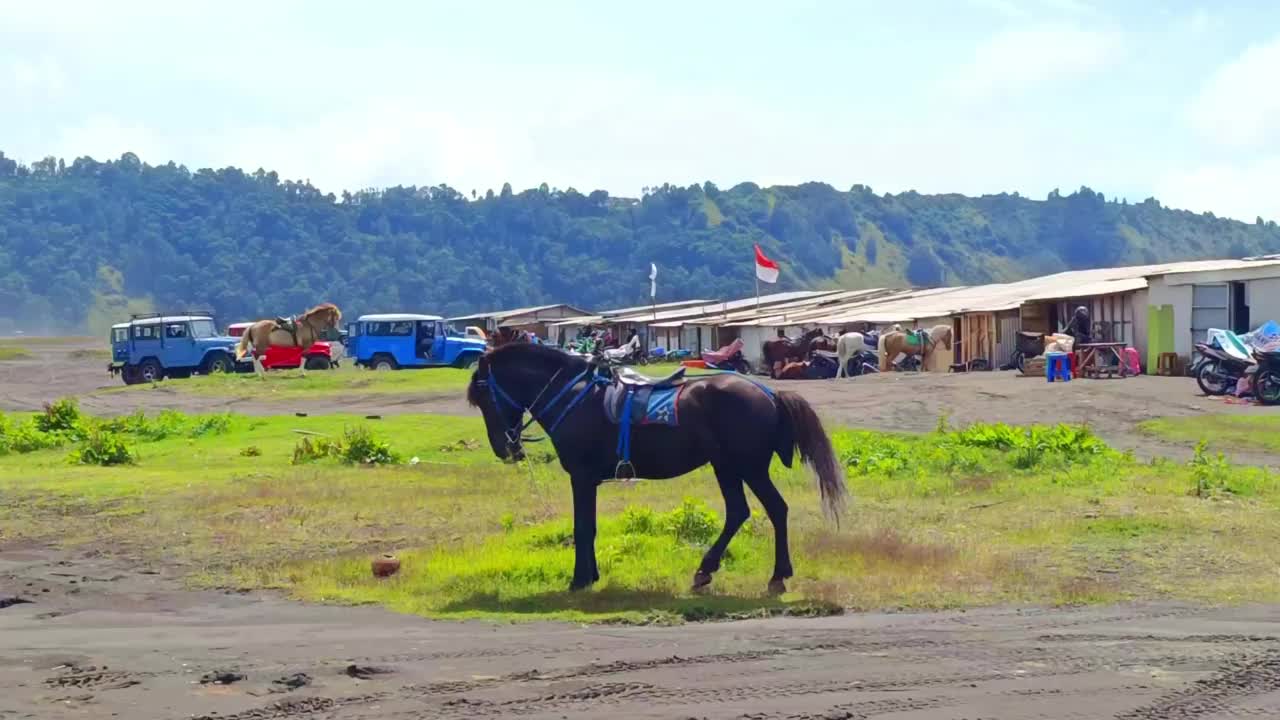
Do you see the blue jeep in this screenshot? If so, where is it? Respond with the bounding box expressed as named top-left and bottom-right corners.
top-left (108, 312), bottom-right (246, 384)
top-left (347, 313), bottom-right (486, 370)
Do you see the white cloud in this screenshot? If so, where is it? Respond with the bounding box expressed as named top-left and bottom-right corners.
top-left (1155, 156), bottom-right (1280, 223)
top-left (941, 25), bottom-right (1121, 101)
top-left (1189, 34), bottom-right (1280, 148)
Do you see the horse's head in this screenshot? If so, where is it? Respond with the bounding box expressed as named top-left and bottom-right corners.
top-left (935, 325), bottom-right (953, 351)
top-left (467, 351), bottom-right (527, 462)
top-left (466, 343), bottom-right (579, 462)
top-left (304, 303), bottom-right (342, 330)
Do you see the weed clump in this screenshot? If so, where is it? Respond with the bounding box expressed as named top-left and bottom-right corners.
top-left (37, 398), bottom-right (86, 437)
top-left (292, 426), bottom-right (401, 466)
top-left (69, 429), bottom-right (135, 466)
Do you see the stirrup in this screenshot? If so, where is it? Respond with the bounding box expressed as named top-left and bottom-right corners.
top-left (614, 460), bottom-right (636, 483)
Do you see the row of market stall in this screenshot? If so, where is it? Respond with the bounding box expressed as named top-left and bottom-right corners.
top-left (449, 256), bottom-right (1280, 374)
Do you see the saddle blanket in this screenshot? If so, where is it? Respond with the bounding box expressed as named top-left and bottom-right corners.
top-left (905, 329), bottom-right (929, 347)
top-left (603, 384), bottom-right (683, 427)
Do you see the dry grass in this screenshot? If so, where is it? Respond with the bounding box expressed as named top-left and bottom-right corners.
top-left (3, 409), bottom-right (1280, 622)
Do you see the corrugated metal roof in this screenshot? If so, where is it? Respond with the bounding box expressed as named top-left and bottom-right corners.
top-left (604, 290), bottom-right (840, 325)
top-left (449, 303), bottom-right (592, 322)
top-left (1022, 277), bottom-right (1149, 303)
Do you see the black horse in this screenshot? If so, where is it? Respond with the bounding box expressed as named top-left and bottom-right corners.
top-left (467, 343), bottom-right (847, 594)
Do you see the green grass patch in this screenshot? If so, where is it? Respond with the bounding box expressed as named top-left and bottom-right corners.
top-left (1141, 415), bottom-right (1280, 454)
top-left (0, 346), bottom-right (30, 361)
top-left (67, 348), bottom-right (110, 361)
top-left (3, 408), bottom-right (1280, 622)
top-left (98, 359), bottom-right (691, 402)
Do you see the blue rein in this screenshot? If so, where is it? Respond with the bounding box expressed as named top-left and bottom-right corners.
top-left (482, 365), bottom-right (608, 446)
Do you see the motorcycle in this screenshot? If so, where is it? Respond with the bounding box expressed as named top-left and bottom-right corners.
top-left (1254, 350), bottom-right (1280, 405)
top-left (600, 340), bottom-right (646, 367)
top-left (843, 349), bottom-right (880, 377)
top-left (1194, 341), bottom-right (1253, 396)
top-left (702, 338), bottom-right (752, 374)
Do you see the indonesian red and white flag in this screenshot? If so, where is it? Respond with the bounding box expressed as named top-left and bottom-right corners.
top-left (754, 244), bottom-right (779, 284)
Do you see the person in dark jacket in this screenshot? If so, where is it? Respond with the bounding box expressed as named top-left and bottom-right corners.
top-left (1065, 306), bottom-right (1092, 345)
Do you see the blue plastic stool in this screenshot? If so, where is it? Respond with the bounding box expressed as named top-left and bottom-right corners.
top-left (1045, 351), bottom-right (1071, 382)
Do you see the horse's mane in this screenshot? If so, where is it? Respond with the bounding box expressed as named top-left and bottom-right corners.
top-left (466, 343), bottom-right (587, 407)
top-left (303, 302), bottom-right (341, 320)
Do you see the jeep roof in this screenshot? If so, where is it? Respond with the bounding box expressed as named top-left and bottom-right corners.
top-left (356, 313), bottom-right (443, 322)
top-left (131, 315), bottom-right (214, 325)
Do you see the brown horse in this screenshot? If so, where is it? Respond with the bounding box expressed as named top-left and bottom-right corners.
top-left (879, 324), bottom-right (952, 372)
top-left (762, 328), bottom-right (836, 378)
top-left (235, 303), bottom-right (342, 378)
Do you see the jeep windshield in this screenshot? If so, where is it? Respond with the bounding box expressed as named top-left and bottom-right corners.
top-left (190, 319), bottom-right (218, 338)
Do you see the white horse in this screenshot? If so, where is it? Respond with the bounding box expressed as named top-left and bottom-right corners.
top-left (835, 332), bottom-right (871, 378)
top-left (836, 325), bottom-right (901, 378)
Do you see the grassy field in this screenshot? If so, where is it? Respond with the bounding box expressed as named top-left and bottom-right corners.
top-left (1142, 415), bottom-right (1280, 454)
top-left (102, 360), bottom-right (691, 401)
top-left (105, 362), bottom-right (476, 399)
top-left (0, 346), bottom-right (30, 361)
top-left (3, 403), bottom-right (1279, 623)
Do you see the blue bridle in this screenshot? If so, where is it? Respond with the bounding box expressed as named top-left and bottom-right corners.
top-left (478, 363), bottom-right (608, 448)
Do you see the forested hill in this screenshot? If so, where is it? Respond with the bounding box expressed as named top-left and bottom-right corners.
top-left (3, 151), bottom-right (1280, 334)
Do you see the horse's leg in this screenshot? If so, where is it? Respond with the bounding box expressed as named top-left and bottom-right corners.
top-left (569, 476), bottom-right (599, 591)
top-left (251, 334), bottom-right (266, 378)
top-left (298, 345), bottom-right (307, 378)
top-left (744, 471), bottom-right (792, 595)
top-left (693, 467), bottom-right (750, 591)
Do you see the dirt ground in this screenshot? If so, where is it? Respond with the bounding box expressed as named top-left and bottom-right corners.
top-left (6, 338), bottom-right (1280, 718)
top-left (5, 546), bottom-right (1280, 719)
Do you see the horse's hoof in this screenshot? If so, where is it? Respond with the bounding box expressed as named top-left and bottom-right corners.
top-left (692, 570), bottom-right (713, 593)
top-left (767, 579), bottom-right (787, 596)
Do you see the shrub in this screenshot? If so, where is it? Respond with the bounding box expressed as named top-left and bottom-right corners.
top-left (658, 498), bottom-right (720, 545)
top-left (292, 436), bottom-right (342, 464)
top-left (341, 426), bottom-right (401, 465)
top-left (240, 445), bottom-right (262, 457)
top-left (190, 413), bottom-right (233, 437)
top-left (69, 429), bottom-right (135, 466)
top-left (619, 506), bottom-right (659, 536)
top-left (37, 398), bottom-right (85, 438)
top-left (8, 422), bottom-right (61, 453)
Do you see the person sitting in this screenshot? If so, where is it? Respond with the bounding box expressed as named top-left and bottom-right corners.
top-left (417, 321), bottom-right (435, 359)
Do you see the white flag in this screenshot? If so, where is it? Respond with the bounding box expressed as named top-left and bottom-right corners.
top-left (649, 263), bottom-right (657, 299)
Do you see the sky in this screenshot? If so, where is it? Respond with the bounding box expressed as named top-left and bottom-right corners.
top-left (3, 0), bottom-right (1279, 222)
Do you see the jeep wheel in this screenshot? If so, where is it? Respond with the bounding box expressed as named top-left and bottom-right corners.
top-left (371, 355), bottom-right (397, 371)
top-left (203, 353), bottom-right (234, 375)
top-left (138, 358), bottom-right (163, 383)
top-left (304, 355), bottom-right (332, 371)
top-left (121, 365), bottom-right (143, 385)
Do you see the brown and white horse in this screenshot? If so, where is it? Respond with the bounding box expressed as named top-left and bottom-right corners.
top-left (234, 303), bottom-right (342, 378)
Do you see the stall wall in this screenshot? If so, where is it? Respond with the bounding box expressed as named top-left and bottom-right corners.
top-left (1146, 279), bottom-right (1195, 359)
top-left (995, 311), bottom-right (1020, 368)
top-left (1247, 278), bottom-right (1280, 322)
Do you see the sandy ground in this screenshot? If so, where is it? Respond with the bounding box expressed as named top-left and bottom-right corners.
top-left (5, 546), bottom-right (1280, 719)
top-left (6, 338), bottom-right (1280, 718)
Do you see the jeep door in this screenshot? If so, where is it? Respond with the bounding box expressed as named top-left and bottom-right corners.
top-left (131, 322), bottom-right (163, 365)
top-left (431, 321), bottom-right (448, 363)
top-left (165, 321), bottom-right (201, 368)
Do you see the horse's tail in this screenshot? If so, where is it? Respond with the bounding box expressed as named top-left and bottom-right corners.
top-left (235, 325), bottom-right (254, 360)
top-left (775, 390), bottom-right (847, 524)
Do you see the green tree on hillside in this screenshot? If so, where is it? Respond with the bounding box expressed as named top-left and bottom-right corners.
top-left (1, 152), bottom-right (1278, 332)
